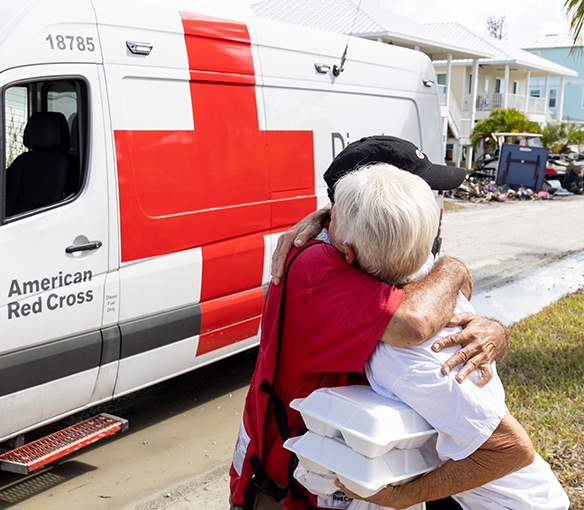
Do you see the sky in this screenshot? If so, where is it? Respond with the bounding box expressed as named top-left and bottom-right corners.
top-left (245, 0), bottom-right (572, 44)
top-left (367, 0), bottom-right (571, 43)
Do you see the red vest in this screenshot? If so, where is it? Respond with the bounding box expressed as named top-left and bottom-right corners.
top-left (230, 243), bottom-right (320, 509)
top-left (230, 240), bottom-right (377, 509)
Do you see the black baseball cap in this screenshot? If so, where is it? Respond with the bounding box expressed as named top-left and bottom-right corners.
top-left (324, 135), bottom-right (467, 202)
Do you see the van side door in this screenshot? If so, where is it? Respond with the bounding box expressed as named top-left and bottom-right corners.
top-left (0, 64), bottom-right (110, 441)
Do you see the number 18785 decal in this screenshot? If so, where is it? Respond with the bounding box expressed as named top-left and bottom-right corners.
top-left (46, 34), bottom-right (95, 52)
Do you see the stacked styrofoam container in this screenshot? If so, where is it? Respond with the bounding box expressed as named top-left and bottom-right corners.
top-left (283, 385), bottom-right (439, 498)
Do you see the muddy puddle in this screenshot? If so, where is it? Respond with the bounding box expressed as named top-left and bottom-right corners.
top-left (471, 251), bottom-right (584, 326)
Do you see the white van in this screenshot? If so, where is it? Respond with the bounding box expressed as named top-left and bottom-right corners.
top-left (0, 0), bottom-right (443, 452)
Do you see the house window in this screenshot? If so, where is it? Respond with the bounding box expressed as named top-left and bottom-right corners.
top-left (468, 74), bottom-right (472, 94)
top-left (495, 78), bottom-right (504, 94)
top-left (436, 73), bottom-right (446, 86)
top-left (513, 81), bottom-right (520, 94)
top-left (549, 89), bottom-right (557, 108)
top-left (531, 89), bottom-right (541, 98)
top-left (484, 78), bottom-right (490, 94)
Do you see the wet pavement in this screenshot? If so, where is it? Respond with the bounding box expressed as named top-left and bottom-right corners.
top-left (472, 250), bottom-right (584, 326)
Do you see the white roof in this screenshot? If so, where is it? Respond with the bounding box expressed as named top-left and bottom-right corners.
top-left (429, 22), bottom-right (578, 78)
top-left (510, 33), bottom-right (575, 50)
top-left (250, 0), bottom-right (490, 60)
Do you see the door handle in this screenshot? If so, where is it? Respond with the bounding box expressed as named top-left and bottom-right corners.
top-left (65, 241), bottom-right (103, 254)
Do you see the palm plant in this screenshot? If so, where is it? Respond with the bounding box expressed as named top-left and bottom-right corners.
top-left (541, 121), bottom-right (584, 153)
top-left (541, 123), bottom-right (564, 153)
top-left (470, 108), bottom-right (540, 149)
top-left (565, 0), bottom-right (584, 49)
top-left (565, 121), bottom-right (584, 146)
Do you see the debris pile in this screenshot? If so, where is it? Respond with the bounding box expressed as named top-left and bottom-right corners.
top-left (447, 149), bottom-right (584, 202)
top-left (547, 152), bottom-right (584, 172)
top-left (446, 178), bottom-right (553, 203)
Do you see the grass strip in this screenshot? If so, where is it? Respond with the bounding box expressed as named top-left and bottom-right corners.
top-left (499, 287), bottom-right (584, 508)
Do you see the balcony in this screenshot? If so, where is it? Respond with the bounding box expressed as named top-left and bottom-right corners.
top-left (462, 93), bottom-right (547, 114)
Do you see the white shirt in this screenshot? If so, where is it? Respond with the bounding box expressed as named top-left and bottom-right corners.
top-left (365, 288), bottom-right (569, 510)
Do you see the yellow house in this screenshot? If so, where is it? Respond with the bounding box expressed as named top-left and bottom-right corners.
top-left (430, 23), bottom-right (577, 167)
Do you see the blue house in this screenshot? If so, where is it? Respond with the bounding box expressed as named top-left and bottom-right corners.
top-left (514, 33), bottom-right (583, 121)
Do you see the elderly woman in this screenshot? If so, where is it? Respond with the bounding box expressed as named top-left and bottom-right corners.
top-left (317, 164), bottom-right (568, 510)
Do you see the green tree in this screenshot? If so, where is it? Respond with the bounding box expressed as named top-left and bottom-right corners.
top-left (564, 0), bottom-right (584, 49)
top-left (564, 120), bottom-right (584, 146)
top-left (470, 108), bottom-right (540, 149)
top-left (541, 122), bottom-right (564, 153)
top-left (541, 120), bottom-right (584, 153)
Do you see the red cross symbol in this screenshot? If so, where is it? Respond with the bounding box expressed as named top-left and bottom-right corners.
top-left (114, 12), bottom-right (316, 309)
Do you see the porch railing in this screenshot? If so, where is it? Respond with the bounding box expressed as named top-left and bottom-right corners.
top-left (506, 93), bottom-right (525, 110)
top-left (449, 90), bottom-right (462, 135)
top-left (437, 84), bottom-right (447, 105)
top-left (438, 85), bottom-right (463, 137)
top-left (460, 119), bottom-right (472, 138)
top-left (462, 93), bottom-right (547, 115)
top-left (527, 96), bottom-right (546, 114)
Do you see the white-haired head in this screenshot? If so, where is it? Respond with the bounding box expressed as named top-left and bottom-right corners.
top-left (330, 163), bottom-right (439, 286)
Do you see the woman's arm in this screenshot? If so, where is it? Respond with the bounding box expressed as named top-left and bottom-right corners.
top-left (380, 257), bottom-right (508, 388)
top-left (271, 205), bottom-right (331, 285)
top-left (380, 256), bottom-right (472, 348)
top-left (335, 412), bottom-right (534, 509)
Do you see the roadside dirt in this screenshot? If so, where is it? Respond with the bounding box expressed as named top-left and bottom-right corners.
top-left (1, 196), bottom-right (584, 510)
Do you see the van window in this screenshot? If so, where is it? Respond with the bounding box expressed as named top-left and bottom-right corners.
top-left (47, 82), bottom-right (78, 123)
top-left (2, 78), bottom-right (87, 221)
top-left (5, 86), bottom-right (27, 168)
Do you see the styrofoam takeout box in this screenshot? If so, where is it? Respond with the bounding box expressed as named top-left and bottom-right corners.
top-left (290, 385), bottom-right (436, 458)
top-left (284, 432), bottom-right (439, 498)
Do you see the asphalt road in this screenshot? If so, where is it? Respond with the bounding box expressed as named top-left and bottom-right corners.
top-left (1, 195), bottom-right (584, 510)
top-left (440, 196), bottom-right (584, 291)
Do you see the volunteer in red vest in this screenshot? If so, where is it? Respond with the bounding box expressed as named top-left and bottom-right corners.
top-left (229, 136), bottom-right (510, 510)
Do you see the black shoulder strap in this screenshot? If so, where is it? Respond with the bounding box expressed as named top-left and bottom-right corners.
top-left (244, 241), bottom-right (324, 508)
top-left (272, 241), bottom-right (324, 387)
